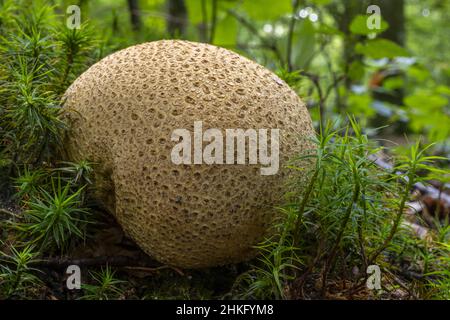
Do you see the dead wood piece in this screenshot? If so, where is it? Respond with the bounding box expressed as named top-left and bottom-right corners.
top-left (368, 155), bottom-right (450, 207)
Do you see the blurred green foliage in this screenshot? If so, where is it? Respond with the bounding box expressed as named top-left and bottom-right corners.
top-left (1, 0), bottom-right (449, 149)
top-left (51, 0), bottom-right (449, 149)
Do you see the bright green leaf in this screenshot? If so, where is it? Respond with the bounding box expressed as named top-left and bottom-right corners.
top-left (404, 93), bottom-right (448, 110)
top-left (185, 0), bottom-right (205, 25)
top-left (185, 0), bottom-right (238, 25)
top-left (383, 77), bottom-right (404, 90)
top-left (316, 23), bottom-right (344, 36)
top-left (355, 39), bottom-right (409, 59)
top-left (407, 65), bottom-right (430, 83)
top-left (310, 0), bottom-right (333, 5)
top-left (349, 14), bottom-right (389, 35)
top-left (241, 0), bottom-right (291, 20)
top-left (348, 94), bottom-right (375, 117)
top-left (348, 61), bottom-right (365, 81)
top-left (213, 13), bottom-right (237, 46)
top-left (436, 85), bottom-right (450, 96)
top-left (289, 19), bottom-right (316, 69)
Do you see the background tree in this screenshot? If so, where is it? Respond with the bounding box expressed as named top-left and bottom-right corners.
top-left (127, 0), bottom-right (142, 31)
top-left (167, 0), bottom-right (188, 37)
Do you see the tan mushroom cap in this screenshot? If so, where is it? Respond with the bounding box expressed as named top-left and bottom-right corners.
top-left (62, 40), bottom-right (314, 268)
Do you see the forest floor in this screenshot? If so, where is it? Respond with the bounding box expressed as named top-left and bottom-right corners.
top-left (1, 179), bottom-right (448, 300)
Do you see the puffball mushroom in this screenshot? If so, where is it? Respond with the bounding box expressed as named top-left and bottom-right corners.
top-left (62, 40), bottom-right (314, 268)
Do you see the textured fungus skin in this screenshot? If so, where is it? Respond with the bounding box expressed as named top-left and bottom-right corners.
top-left (63, 40), bottom-right (314, 268)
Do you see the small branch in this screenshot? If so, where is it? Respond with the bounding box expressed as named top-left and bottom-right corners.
top-left (31, 255), bottom-right (160, 269)
top-left (299, 71), bottom-right (325, 128)
top-left (323, 75), bottom-right (345, 102)
top-left (0, 208), bottom-right (20, 218)
top-left (30, 255), bottom-right (186, 277)
top-left (295, 41), bottom-right (344, 128)
top-left (322, 49), bottom-right (343, 112)
top-left (368, 155), bottom-right (450, 207)
top-left (124, 266), bottom-right (184, 276)
top-left (227, 9), bottom-right (285, 65)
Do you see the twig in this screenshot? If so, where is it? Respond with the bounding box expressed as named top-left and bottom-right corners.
top-left (227, 9), bottom-right (285, 65)
top-left (319, 18), bottom-right (343, 111)
top-left (324, 75), bottom-right (345, 102)
top-left (300, 71), bottom-right (325, 128)
top-left (0, 208), bottom-right (20, 218)
top-left (368, 155), bottom-right (450, 207)
top-left (124, 266), bottom-right (184, 276)
top-left (383, 268), bottom-right (419, 299)
top-left (296, 68), bottom-right (344, 129)
top-left (31, 255), bottom-right (160, 269)
top-left (31, 256), bottom-right (186, 276)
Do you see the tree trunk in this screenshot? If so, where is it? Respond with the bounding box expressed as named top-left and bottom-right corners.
top-left (372, 0), bottom-right (405, 45)
top-left (371, 0), bottom-right (406, 107)
top-left (127, 0), bottom-right (142, 32)
top-left (167, 0), bottom-right (187, 37)
top-left (369, 0), bottom-right (406, 132)
top-left (332, 0), bottom-right (369, 111)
